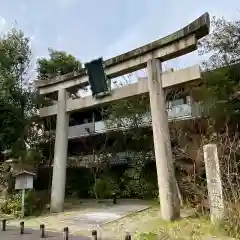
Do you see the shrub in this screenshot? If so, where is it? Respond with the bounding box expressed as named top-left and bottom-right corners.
top-left (89, 176), bottom-right (120, 199)
top-left (24, 190), bottom-right (38, 216)
top-left (1, 192), bottom-right (21, 217)
top-left (122, 178), bottom-right (157, 199)
top-left (218, 202), bottom-right (240, 238)
top-left (1, 189), bottom-right (46, 217)
top-left (121, 166), bottom-right (158, 199)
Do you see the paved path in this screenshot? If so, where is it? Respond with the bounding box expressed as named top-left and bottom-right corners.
top-left (8, 200), bottom-right (151, 233)
top-left (62, 201), bottom-right (151, 227)
top-left (0, 226), bottom-right (90, 240)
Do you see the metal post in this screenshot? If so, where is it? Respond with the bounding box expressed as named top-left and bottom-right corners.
top-left (112, 193), bottom-right (117, 204)
top-left (40, 224), bottom-right (45, 238)
top-left (92, 111), bottom-right (95, 127)
top-left (20, 221), bottom-right (24, 234)
top-left (2, 219), bottom-right (6, 231)
top-left (125, 232), bottom-right (131, 240)
top-left (92, 230), bottom-right (97, 240)
top-left (63, 227), bottom-right (69, 240)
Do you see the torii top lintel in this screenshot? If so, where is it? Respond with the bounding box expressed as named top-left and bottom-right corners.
top-left (35, 12), bottom-right (210, 93)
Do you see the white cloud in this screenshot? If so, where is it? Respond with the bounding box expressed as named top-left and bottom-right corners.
top-left (0, 16), bottom-right (6, 32)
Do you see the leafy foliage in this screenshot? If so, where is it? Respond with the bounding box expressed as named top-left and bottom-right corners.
top-left (120, 153), bottom-right (158, 199)
top-left (219, 202), bottom-right (240, 239)
top-left (1, 192), bottom-right (21, 217)
top-left (0, 99), bottom-right (24, 151)
top-left (105, 94), bottom-right (153, 152)
top-left (89, 176), bottom-right (120, 199)
top-left (1, 190), bottom-right (42, 217)
top-left (0, 28), bottom-right (48, 204)
top-left (199, 17), bottom-right (240, 130)
top-left (37, 49), bottom-right (82, 80)
top-left (0, 29), bottom-right (33, 154)
top-left (102, 76), bottom-right (157, 198)
top-left (199, 17), bottom-right (240, 69)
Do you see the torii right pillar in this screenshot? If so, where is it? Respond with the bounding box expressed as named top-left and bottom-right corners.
top-left (147, 58), bottom-right (180, 221)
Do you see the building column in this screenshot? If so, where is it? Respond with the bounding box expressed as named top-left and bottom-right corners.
top-left (147, 58), bottom-right (180, 221)
top-left (50, 88), bottom-right (69, 213)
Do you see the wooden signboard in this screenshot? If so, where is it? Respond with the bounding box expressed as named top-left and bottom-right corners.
top-left (14, 171), bottom-right (36, 217)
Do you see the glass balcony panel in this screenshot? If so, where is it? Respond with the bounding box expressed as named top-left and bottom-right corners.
top-left (68, 102), bottom-right (202, 138)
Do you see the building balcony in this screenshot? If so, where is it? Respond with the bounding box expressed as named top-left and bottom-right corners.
top-left (68, 102), bottom-right (202, 139)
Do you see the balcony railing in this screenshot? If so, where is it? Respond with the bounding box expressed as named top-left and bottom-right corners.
top-left (68, 102), bottom-right (202, 139)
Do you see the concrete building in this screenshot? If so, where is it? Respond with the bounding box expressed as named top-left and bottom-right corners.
top-left (40, 75), bottom-right (205, 168)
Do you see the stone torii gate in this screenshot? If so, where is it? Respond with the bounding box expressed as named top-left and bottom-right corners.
top-left (36, 13), bottom-right (210, 221)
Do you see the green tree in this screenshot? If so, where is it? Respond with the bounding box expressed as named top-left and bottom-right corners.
top-left (37, 49), bottom-right (82, 80)
top-left (199, 17), bottom-right (240, 129)
top-left (0, 99), bottom-right (23, 152)
top-left (0, 28), bottom-right (44, 163)
top-left (0, 29), bottom-right (29, 153)
top-left (0, 28), bottom-right (46, 198)
top-left (104, 76), bottom-right (157, 198)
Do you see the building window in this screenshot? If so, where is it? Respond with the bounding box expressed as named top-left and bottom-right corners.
top-left (166, 97), bottom-right (188, 109)
top-left (171, 98), bottom-right (187, 107)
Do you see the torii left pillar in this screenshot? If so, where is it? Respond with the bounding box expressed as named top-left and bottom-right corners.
top-left (50, 88), bottom-right (69, 213)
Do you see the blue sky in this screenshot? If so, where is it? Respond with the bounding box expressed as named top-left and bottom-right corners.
top-left (0, 0), bottom-right (239, 77)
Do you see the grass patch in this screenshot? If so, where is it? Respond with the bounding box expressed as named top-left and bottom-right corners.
top-left (98, 207), bottom-right (228, 240)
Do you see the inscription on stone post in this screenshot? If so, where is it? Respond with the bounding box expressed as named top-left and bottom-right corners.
top-left (203, 144), bottom-right (224, 222)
